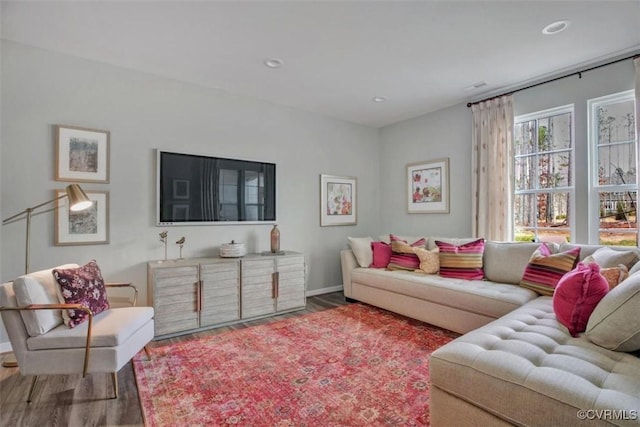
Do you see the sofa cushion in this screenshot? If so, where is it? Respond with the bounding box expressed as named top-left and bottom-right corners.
top-left (370, 242), bottom-right (392, 268)
top-left (27, 306), bottom-right (155, 350)
top-left (53, 260), bottom-right (110, 328)
top-left (413, 247), bottom-right (439, 274)
top-left (585, 271), bottom-right (640, 352)
top-left (347, 236), bottom-right (374, 268)
top-left (629, 260), bottom-right (640, 276)
top-left (351, 268), bottom-right (537, 319)
top-left (583, 246), bottom-right (639, 269)
top-left (435, 238), bottom-right (485, 280)
top-left (430, 298), bottom-right (640, 427)
top-left (560, 243), bottom-right (640, 265)
top-left (520, 244), bottom-right (580, 296)
top-left (483, 241), bottom-right (547, 285)
top-left (13, 264), bottom-right (79, 337)
top-left (552, 262), bottom-right (609, 337)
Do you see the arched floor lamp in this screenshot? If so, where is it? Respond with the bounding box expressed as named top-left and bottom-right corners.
top-left (1, 183), bottom-right (93, 367)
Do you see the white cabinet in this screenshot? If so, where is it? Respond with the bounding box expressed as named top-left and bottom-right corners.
top-left (148, 252), bottom-right (305, 338)
top-left (274, 254), bottom-right (306, 311)
top-left (200, 260), bottom-right (241, 327)
top-left (148, 264), bottom-right (200, 336)
top-left (241, 252), bottom-right (306, 318)
top-left (148, 258), bottom-right (240, 337)
top-left (241, 257), bottom-right (277, 319)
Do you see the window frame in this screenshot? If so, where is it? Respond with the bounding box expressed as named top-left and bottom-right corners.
top-left (513, 104), bottom-right (575, 242)
top-left (587, 89), bottom-right (638, 246)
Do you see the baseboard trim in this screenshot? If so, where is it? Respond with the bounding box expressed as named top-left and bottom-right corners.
top-left (306, 285), bottom-right (343, 297)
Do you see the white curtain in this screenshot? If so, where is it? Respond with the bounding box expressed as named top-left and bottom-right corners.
top-left (471, 95), bottom-right (514, 241)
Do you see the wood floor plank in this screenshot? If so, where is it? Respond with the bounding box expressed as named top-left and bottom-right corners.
top-left (0, 292), bottom-right (348, 427)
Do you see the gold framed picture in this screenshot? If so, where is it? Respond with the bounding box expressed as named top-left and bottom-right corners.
top-left (55, 125), bottom-right (110, 183)
top-left (54, 189), bottom-right (109, 246)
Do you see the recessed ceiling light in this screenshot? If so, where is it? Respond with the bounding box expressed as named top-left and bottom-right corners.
top-left (372, 96), bottom-right (386, 103)
top-left (542, 20), bottom-right (570, 35)
top-left (463, 81), bottom-right (487, 91)
top-left (264, 58), bottom-right (283, 68)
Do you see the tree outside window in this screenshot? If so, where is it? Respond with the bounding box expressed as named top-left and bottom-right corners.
top-left (589, 90), bottom-right (637, 246)
top-left (514, 106), bottom-right (573, 243)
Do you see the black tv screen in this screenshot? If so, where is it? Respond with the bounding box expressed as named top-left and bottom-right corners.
top-left (157, 150), bottom-right (276, 225)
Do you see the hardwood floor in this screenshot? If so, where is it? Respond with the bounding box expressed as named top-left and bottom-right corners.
top-left (0, 292), bottom-right (348, 427)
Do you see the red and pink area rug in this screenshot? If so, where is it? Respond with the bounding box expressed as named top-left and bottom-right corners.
top-left (133, 303), bottom-right (459, 426)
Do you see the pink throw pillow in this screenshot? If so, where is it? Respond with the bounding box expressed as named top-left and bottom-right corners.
top-left (552, 262), bottom-right (609, 337)
top-left (370, 242), bottom-right (392, 268)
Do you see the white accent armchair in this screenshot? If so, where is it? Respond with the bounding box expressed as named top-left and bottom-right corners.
top-left (0, 264), bottom-right (154, 403)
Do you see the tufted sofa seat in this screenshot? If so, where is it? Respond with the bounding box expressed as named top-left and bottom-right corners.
top-left (430, 298), bottom-right (640, 426)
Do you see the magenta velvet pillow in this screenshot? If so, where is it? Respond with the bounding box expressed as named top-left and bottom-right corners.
top-left (552, 262), bottom-right (609, 337)
top-left (53, 260), bottom-right (110, 328)
top-left (370, 242), bottom-right (392, 268)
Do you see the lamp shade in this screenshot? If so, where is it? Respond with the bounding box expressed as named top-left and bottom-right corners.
top-left (65, 184), bottom-right (93, 211)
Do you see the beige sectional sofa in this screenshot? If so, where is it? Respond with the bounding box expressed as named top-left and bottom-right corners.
top-left (341, 237), bottom-right (640, 426)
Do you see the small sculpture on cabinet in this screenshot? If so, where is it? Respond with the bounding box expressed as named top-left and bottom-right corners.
top-left (176, 236), bottom-right (185, 259)
top-left (159, 231), bottom-right (168, 261)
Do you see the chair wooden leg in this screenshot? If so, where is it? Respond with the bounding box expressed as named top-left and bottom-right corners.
top-left (111, 372), bottom-right (118, 399)
top-left (27, 375), bottom-right (39, 404)
top-left (144, 346), bottom-right (151, 360)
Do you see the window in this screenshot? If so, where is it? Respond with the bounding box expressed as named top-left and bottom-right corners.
top-left (514, 105), bottom-right (574, 243)
top-left (588, 90), bottom-right (637, 246)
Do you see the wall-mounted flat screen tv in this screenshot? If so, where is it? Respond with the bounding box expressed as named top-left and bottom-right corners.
top-left (157, 150), bottom-right (276, 225)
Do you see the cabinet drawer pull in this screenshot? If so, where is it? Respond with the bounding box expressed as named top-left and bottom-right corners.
top-left (195, 281), bottom-right (201, 312)
top-left (271, 273), bottom-right (277, 299)
top-left (273, 272), bottom-right (280, 299)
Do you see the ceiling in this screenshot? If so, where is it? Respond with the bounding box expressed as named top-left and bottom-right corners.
top-left (2, 1), bottom-right (639, 128)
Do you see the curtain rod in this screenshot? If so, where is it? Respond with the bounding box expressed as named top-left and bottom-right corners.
top-left (466, 53), bottom-right (640, 108)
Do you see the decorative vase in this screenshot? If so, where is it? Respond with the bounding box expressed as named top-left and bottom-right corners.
top-left (270, 225), bottom-right (280, 253)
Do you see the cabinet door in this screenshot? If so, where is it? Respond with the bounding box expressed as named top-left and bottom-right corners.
top-left (276, 255), bottom-right (306, 311)
top-left (241, 258), bottom-right (276, 318)
top-left (151, 265), bottom-right (199, 336)
top-left (200, 260), bottom-right (240, 327)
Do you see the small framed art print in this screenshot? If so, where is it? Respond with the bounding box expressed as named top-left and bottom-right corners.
top-left (55, 190), bottom-right (109, 245)
top-left (55, 125), bottom-right (110, 183)
top-left (320, 174), bottom-right (357, 226)
top-left (407, 158), bottom-right (450, 213)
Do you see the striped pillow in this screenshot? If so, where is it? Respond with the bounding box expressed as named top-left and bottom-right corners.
top-left (387, 236), bottom-right (426, 271)
top-left (435, 238), bottom-right (485, 280)
top-left (520, 244), bottom-right (580, 296)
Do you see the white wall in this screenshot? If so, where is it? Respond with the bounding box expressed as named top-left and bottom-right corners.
top-left (0, 41), bottom-right (381, 346)
top-left (378, 103), bottom-right (473, 237)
